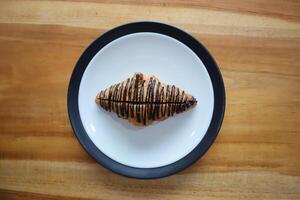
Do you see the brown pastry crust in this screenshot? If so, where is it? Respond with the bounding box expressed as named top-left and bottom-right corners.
top-left (95, 73), bottom-right (197, 126)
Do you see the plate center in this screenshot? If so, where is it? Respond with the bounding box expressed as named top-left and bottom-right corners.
top-left (78, 32), bottom-right (214, 168)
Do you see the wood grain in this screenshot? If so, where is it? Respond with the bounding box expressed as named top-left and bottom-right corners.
top-left (0, 0), bottom-right (299, 199)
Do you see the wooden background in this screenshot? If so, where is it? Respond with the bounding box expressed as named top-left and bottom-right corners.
top-left (0, 0), bottom-right (300, 199)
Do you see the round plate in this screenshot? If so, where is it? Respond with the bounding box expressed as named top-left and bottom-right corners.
top-left (68, 22), bottom-right (225, 179)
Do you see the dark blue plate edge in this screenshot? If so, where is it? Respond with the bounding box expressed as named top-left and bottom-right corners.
top-left (67, 21), bottom-right (226, 179)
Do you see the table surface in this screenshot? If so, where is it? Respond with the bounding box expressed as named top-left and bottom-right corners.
top-left (0, 1), bottom-right (299, 199)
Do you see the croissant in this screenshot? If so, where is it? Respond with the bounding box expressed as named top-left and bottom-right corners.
top-left (95, 73), bottom-right (197, 126)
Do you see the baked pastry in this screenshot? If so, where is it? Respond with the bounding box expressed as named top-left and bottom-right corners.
top-left (95, 73), bottom-right (197, 126)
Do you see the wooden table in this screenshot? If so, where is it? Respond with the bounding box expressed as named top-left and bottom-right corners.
top-left (0, 1), bottom-right (299, 199)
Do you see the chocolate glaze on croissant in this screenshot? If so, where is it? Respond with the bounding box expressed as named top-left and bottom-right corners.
top-left (95, 73), bottom-right (197, 126)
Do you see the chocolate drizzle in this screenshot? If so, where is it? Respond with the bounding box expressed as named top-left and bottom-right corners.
top-left (96, 73), bottom-right (197, 126)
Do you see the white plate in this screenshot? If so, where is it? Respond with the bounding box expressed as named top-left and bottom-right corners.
top-left (68, 22), bottom-right (225, 179)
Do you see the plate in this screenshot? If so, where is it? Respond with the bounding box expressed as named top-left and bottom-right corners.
top-left (68, 22), bottom-right (225, 179)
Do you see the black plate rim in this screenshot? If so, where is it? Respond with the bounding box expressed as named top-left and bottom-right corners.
top-left (67, 21), bottom-right (225, 179)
